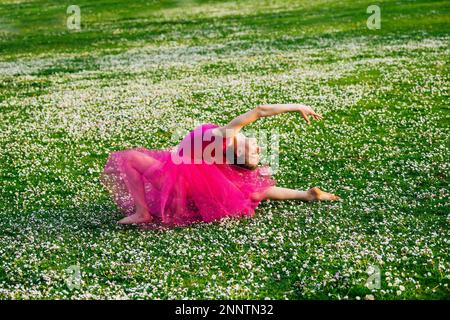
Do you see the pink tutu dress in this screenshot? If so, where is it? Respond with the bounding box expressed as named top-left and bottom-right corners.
top-left (101, 123), bottom-right (276, 226)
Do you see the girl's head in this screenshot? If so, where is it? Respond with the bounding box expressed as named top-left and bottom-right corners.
top-left (233, 132), bottom-right (260, 170)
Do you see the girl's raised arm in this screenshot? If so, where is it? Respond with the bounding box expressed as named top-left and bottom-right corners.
top-left (212, 103), bottom-right (322, 138)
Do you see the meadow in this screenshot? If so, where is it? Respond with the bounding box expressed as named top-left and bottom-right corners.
top-left (0, 0), bottom-right (448, 299)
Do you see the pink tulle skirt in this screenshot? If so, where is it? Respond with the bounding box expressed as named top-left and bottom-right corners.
top-left (101, 148), bottom-right (276, 226)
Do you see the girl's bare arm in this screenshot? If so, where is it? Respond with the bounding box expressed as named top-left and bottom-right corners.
top-left (212, 104), bottom-right (322, 139)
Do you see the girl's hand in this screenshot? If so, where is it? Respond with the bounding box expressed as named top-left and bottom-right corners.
top-left (298, 104), bottom-right (322, 124)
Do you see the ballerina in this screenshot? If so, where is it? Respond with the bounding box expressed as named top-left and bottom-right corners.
top-left (101, 103), bottom-right (339, 226)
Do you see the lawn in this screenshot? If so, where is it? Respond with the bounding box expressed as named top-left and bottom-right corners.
top-left (0, 0), bottom-right (448, 299)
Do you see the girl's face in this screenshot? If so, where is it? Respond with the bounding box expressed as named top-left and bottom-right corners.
top-left (245, 137), bottom-right (260, 168)
top-left (235, 133), bottom-right (260, 169)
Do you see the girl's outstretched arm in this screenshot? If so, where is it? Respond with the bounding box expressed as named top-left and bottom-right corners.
top-left (212, 104), bottom-right (322, 138)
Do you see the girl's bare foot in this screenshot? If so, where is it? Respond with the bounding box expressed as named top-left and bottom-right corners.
top-left (118, 208), bottom-right (153, 224)
top-left (307, 187), bottom-right (340, 201)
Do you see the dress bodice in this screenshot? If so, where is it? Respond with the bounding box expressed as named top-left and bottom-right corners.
top-left (175, 123), bottom-right (231, 164)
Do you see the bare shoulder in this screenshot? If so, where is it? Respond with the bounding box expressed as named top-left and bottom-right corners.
top-left (209, 106), bottom-right (259, 140)
top-left (210, 126), bottom-right (231, 137)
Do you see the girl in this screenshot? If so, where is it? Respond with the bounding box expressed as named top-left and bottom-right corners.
top-left (101, 104), bottom-right (339, 226)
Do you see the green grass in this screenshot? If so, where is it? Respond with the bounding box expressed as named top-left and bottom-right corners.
top-left (0, 0), bottom-right (449, 299)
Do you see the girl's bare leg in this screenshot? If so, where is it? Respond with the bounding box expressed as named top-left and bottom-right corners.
top-left (264, 186), bottom-right (339, 201)
top-left (118, 151), bottom-right (159, 224)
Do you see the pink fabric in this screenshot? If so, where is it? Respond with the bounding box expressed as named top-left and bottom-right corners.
top-left (101, 123), bottom-right (276, 226)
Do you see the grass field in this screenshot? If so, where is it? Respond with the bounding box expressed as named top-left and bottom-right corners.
top-left (0, 0), bottom-right (449, 299)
